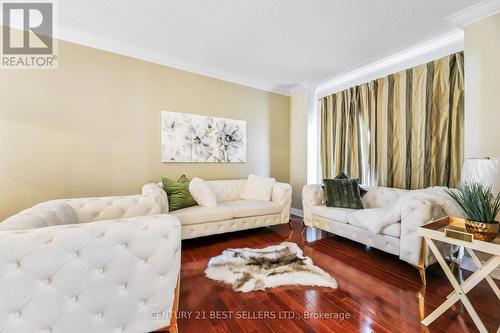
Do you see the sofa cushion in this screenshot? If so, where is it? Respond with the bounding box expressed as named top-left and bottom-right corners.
top-left (221, 200), bottom-right (281, 218)
top-left (189, 177), bottom-right (217, 207)
top-left (331, 171), bottom-right (368, 197)
top-left (162, 175), bottom-right (197, 211)
top-left (347, 210), bottom-right (401, 237)
top-left (323, 178), bottom-right (363, 209)
top-left (380, 223), bottom-right (401, 238)
top-left (241, 175), bottom-right (276, 201)
top-left (311, 205), bottom-right (357, 224)
top-left (171, 206), bottom-right (234, 225)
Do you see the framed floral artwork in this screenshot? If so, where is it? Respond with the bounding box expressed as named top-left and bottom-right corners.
top-left (161, 111), bottom-right (246, 163)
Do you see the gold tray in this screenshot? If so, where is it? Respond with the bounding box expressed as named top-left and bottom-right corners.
top-left (423, 216), bottom-right (498, 243)
top-left (424, 217), bottom-right (471, 242)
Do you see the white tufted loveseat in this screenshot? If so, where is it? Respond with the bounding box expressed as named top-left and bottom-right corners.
top-left (142, 179), bottom-right (292, 240)
top-left (302, 185), bottom-right (454, 283)
top-left (0, 193), bottom-right (181, 333)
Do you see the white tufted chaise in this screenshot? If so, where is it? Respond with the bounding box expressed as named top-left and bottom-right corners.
top-left (0, 193), bottom-right (181, 333)
top-left (142, 179), bottom-right (292, 240)
top-left (302, 185), bottom-right (455, 284)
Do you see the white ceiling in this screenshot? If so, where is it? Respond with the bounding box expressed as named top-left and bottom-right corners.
top-left (55, 0), bottom-right (481, 94)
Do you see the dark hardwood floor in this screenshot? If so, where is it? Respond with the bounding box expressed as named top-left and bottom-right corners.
top-left (178, 216), bottom-right (500, 333)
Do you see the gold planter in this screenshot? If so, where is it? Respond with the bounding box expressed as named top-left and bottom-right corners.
top-left (465, 220), bottom-right (499, 242)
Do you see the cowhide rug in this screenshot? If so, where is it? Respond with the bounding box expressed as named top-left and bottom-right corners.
top-left (205, 242), bottom-right (337, 292)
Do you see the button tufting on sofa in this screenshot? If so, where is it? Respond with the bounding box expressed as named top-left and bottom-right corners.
top-left (0, 192), bottom-right (182, 333)
top-left (303, 184), bottom-right (453, 267)
top-left (144, 180), bottom-right (291, 240)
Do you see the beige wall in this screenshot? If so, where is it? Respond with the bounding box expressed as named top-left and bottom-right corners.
top-left (0, 37), bottom-right (290, 220)
top-left (464, 13), bottom-right (500, 159)
top-left (290, 89), bottom-right (309, 210)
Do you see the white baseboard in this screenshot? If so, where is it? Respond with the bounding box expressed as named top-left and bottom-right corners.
top-left (291, 208), bottom-right (303, 218)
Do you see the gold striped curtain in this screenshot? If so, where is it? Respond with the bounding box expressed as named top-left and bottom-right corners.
top-left (320, 52), bottom-right (464, 189)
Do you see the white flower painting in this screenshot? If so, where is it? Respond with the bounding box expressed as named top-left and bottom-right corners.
top-left (161, 111), bottom-right (246, 163)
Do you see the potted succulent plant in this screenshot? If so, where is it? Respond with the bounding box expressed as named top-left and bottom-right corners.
top-left (446, 183), bottom-right (500, 242)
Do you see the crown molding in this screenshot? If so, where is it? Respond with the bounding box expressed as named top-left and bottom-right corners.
top-left (289, 84), bottom-right (307, 95)
top-left (315, 30), bottom-right (464, 98)
top-left (55, 27), bottom-right (291, 96)
top-left (54, 1), bottom-right (493, 100)
top-left (289, 82), bottom-right (316, 95)
top-left (447, 0), bottom-right (500, 29)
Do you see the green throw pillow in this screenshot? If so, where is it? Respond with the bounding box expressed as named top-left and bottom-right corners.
top-left (323, 178), bottom-right (364, 209)
top-left (161, 175), bottom-right (197, 211)
top-left (178, 174), bottom-right (190, 183)
top-left (334, 171), bottom-right (367, 197)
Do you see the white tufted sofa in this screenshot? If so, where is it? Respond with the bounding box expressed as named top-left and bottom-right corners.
top-left (0, 193), bottom-right (181, 333)
top-left (142, 179), bottom-right (292, 240)
top-left (302, 185), bottom-right (454, 283)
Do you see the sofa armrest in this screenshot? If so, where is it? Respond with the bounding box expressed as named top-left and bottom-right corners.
top-left (399, 199), bottom-right (453, 267)
top-left (302, 184), bottom-right (325, 227)
top-left (142, 183), bottom-right (169, 213)
top-left (271, 182), bottom-right (292, 224)
top-left (0, 214), bottom-right (181, 332)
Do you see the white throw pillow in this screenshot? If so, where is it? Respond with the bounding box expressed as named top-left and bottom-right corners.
top-left (241, 175), bottom-right (276, 201)
top-left (189, 177), bottom-right (217, 207)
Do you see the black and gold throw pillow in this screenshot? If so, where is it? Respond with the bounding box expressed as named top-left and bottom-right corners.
top-left (333, 171), bottom-right (367, 197)
top-left (323, 178), bottom-right (364, 209)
